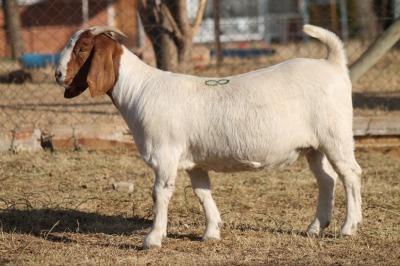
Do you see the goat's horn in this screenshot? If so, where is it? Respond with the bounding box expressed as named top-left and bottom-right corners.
top-left (89, 26), bottom-right (127, 38)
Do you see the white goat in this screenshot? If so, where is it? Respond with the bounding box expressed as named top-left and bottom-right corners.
top-left (55, 25), bottom-right (362, 249)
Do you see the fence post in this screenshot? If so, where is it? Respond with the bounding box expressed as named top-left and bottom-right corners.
top-left (3, 0), bottom-right (24, 60)
top-left (350, 17), bottom-right (400, 84)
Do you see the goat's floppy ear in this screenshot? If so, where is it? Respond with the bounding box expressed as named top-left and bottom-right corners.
top-left (86, 44), bottom-right (115, 98)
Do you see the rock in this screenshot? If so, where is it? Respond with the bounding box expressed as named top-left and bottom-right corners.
top-left (112, 181), bottom-right (134, 193)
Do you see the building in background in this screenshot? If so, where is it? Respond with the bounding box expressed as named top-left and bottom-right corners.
top-left (0, 0), bottom-right (139, 58)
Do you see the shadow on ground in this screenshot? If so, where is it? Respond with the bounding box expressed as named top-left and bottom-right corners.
top-left (0, 208), bottom-right (151, 236)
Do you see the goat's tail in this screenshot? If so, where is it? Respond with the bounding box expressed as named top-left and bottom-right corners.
top-left (303, 24), bottom-right (347, 71)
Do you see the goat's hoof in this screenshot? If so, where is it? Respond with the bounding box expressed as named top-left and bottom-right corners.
top-left (142, 243), bottom-right (161, 250)
top-left (202, 234), bottom-right (220, 242)
top-left (143, 234), bottom-right (162, 250)
top-left (202, 228), bottom-right (220, 242)
top-left (306, 225), bottom-right (320, 237)
top-left (142, 241), bottom-right (162, 250)
top-left (341, 223), bottom-right (358, 236)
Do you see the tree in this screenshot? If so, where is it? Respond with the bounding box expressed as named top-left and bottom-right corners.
top-left (3, 0), bottom-right (24, 60)
top-left (138, 0), bottom-right (207, 73)
top-left (356, 0), bottom-right (378, 42)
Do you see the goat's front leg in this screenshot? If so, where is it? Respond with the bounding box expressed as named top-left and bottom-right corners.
top-left (186, 168), bottom-right (222, 241)
top-left (143, 161), bottom-right (178, 249)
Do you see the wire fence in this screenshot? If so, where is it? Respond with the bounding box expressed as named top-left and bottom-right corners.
top-left (0, 0), bottom-right (399, 132)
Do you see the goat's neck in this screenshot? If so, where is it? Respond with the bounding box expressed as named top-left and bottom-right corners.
top-left (111, 46), bottom-right (160, 117)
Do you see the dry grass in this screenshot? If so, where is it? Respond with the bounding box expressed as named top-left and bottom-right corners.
top-left (0, 147), bottom-right (399, 265)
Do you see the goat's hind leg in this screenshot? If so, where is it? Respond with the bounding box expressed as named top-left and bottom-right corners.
top-left (325, 149), bottom-right (362, 236)
top-left (186, 168), bottom-right (222, 241)
top-left (332, 157), bottom-right (362, 236)
top-left (306, 150), bottom-right (338, 236)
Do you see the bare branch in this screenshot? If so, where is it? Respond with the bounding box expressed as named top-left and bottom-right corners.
top-left (191, 0), bottom-right (207, 38)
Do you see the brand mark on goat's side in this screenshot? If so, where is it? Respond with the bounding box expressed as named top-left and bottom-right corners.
top-left (205, 79), bottom-right (230, 86)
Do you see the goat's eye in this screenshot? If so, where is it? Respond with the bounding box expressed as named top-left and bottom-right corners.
top-left (78, 47), bottom-right (88, 53)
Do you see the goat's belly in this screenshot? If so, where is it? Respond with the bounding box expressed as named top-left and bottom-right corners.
top-left (196, 160), bottom-right (267, 172)
top-left (181, 148), bottom-right (310, 172)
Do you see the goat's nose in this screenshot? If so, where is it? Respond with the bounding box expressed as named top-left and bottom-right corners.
top-left (55, 70), bottom-right (62, 82)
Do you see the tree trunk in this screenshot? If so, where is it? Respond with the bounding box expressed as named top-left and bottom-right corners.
top-left (3, 0), bottom-right (24, 60)
top-left (356, 0), bottom-right (378, 42)
top-left (138, 0), bottom-right (206, 73)
top-left (138, 0), bottom-right (178, 71)
top-left (172, 0), bottom-right (192, 72)
top-left (177, 37), bottom-right (193, 73)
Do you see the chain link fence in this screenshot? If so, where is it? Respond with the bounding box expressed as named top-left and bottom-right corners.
top-left (0, 0), bottom-right (399, 132)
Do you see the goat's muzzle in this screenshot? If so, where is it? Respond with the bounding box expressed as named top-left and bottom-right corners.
top-left (55, 70), bottom-right (62, 83)
top-left (55, 70), bottom-right (85, 98)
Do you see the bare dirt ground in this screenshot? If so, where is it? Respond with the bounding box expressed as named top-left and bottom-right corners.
top-left (0, 147), bottom-right (399, 265)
